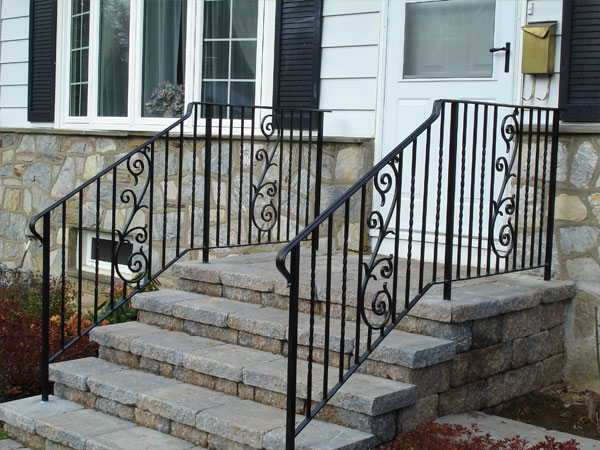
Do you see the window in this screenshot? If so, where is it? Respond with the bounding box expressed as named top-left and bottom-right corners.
top-left (59, 0), bottom-right (269, 129)
top-left (81, 230), bottom-right (134, 275)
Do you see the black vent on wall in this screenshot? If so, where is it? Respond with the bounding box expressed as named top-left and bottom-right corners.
top-left (273, 0), bottom-right (323, 114)
top-left (28, 0), bottom-right (57, 123)
top-left (559, 0), bottom-right (600, 122)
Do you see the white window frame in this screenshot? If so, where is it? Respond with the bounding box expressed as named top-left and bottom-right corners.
top-left (80, 230), bottom-right (137, 276)
top-left (54, 0), bottom-right (275, 132)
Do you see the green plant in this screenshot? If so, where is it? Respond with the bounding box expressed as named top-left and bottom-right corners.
top-left (89, 276), bottom-right (160, 325)
top-left (145, 80), bottom-right (185, 117)
top-left (0, 430), bottom-right (8, 439)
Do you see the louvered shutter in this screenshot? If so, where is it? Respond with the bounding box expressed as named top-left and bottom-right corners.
top-left (28, 0), bottom-right (57, 122)
top-left (273, 0), bottom-right (323, 116)
top-left (559, 0), bottom-right (600, 122)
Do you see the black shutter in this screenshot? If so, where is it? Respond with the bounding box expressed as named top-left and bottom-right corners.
top-left (28, 0), bottom-right (57, 122)
top-left (559, 0), bottom-right (600, 122)
top-left (273, 0), bottom-right (323, 113)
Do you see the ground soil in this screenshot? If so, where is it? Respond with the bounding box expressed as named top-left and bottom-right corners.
top-left (496, 383), bottom-right (600, 441)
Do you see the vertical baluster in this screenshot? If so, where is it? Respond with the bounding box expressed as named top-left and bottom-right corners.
top-left (63, 203), bottom-right (68, 345)
top-left (217, 106), bottom-right (223, 246)
top-left (149, 142), bottom-right (155, 277)
top-left (544, 110), bottom-right (560, 280)
top-left (513, 108), bottom-right (524, 271)
top-left (190, 106), bottom-right (197, 249)
top-left (432, 103), bottom-right (445, 281)
top-left (466, 104), bottom-right (479, 276)
top-left (405, 140), bottom-right (417, 307)
top-left (277, 108), bottom-right (283, 242)
top-left (538, 110), bottom-right (550, 265)
top-left (238, 106), bottom-right (244, 245)
top-left (392, 155), bottom-right (403, 319)
top-left (522, 108), bottom-right (534, 268)
top-left (296, 114), bottom-right (304, 236)
top-left (530, 109), bottom-right (542, 266)
top-left (355, 187), bottom-right (366, 363)
top-left (227, 107), bottom-right (233, 246)
top-left (41, 212), bottom-right (51, 401)
top-left (477, 106), bottom-right (488, 275)
top-left (339, 200), bottom-right (349, 380)
top-left (306, 113), bottom-right (312, 227)
top-left (286, 246), bottom-right (300, 448)
top-left (204, 106), bottom-right (212, 261)
top-left (177, 122), bottom-right (184, 256)
top-left (77, 193), bottom-right (83, 335)
top-left (94, 182), bottom-right (100, 324)
top-left (323, 215), bottom-right (333, 399)
top-left (444, 102), bottom-right (460, 300)
top-left (162, 133), bottom-right (169, 268)
top-left (487, 106), bottom-right (499, 274)
top-left (287, 111), bottom-right (294, 241)
top-left (419, 127), bottom-right (431, 291)
top-left (313, 111), bottom-right (324, 234)
top-left (307, 225), bottom-right (318, 415)
top-left (456, 103), bottom-right (468, 278)
top-left (249, 107), bottom-right (255, 243)
top-left (111, 169), bottom-right (117, 310)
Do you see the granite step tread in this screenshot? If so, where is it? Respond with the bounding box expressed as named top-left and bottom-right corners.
top-left (87, 323), bottom-right (419, 416)
top-left (45, 362), bottom-right (377, 449)
top-left (0, 396), bottom-right (204, 450)
top-left (133, 290), bottom-right (457, 369)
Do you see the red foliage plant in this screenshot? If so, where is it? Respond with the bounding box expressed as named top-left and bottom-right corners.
top-left (0, 278), bottom-right (107, 401)
top-left (380, 422), bottom-right (581, 450)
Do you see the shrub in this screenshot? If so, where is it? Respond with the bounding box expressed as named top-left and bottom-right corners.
top-left (0, 274), bottom-right (104, 402)
top-left (381, 422), bottom-right (580, 450)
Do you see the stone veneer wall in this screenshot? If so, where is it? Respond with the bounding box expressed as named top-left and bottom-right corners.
top-left (0, 130), bottom-right (373, 307)
top-left (552, 132), bottom-right (600, 393)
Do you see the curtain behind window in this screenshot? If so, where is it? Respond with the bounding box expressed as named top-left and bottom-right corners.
top-left (142, 0), bottom-right (187, 117)
top-left (98, 0), bottom-right (130, 117)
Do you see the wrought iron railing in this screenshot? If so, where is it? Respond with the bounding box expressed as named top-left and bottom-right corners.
top-left (29, 102), bottom-right (326, 400)
top-left (276, 100), bottom-right (560, 448)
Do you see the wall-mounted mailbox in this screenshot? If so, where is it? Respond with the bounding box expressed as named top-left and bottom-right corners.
top-left (521, 22), bottom-right (557, 74)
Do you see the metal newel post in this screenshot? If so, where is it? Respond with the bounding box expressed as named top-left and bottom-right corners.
top-left (41, 213), bottom-right (51, 401)
top-left (285, 246), bottom-right (300, 450)
top-left (544, 110), bottom-right (560, 280)
top-left (203, 104), bottom-right (212, 263)
top-left (443, 102), bottom-right (460, 300)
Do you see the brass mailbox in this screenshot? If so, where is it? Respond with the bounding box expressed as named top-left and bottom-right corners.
top-left (521, 22), bottom-right (557, 74)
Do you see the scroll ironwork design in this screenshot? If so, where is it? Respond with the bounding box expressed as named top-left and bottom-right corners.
top-left (490, 108), bottom-right (520, 258)
top-left (359, 156), bottom-right (401, 330)
top-left (114, 147), bottom-right (152, 284)
top-left (250, 114), bottom-right (282, 234)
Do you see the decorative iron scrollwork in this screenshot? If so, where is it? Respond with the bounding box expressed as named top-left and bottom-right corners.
top-left (490, 108), bottom-right (520, 258)
top-left (114, 146), bottom-right (152, 285)
top-left (251, 114), bottom-right (282, 233)
top-left (359, 158), bottom-right (400, 330)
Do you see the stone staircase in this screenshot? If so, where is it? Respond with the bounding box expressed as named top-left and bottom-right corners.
top-left (0, 252), bottom-right (576, 450)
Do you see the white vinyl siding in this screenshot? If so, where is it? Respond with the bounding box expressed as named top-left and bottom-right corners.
top-left (0, 0), bottom-right (29, 127)
top-left (319, 0), bottom-right (381, 138)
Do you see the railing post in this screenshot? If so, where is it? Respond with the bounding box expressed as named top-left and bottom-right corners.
top-left (41, 212), bottom-right (51, 401)
top-left (544, 110), bottom-right (560, 280)
top-left (203, 104), bottom-right (212, 263)
top-left (313, 111), bottom-right (324, 249)
top-left (444, 102), bottom-right (460, 300)
top-left (286, 246), bottom-right (300, 450)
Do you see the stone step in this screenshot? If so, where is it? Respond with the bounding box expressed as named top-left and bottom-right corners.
top-left (131, 290), bottom-right (457, 371)
top-left (87, 323), bottom-right (418, 440)
top-left (44, 360), bottom-right (377, 449)
top-left (0, 395), bottom-right (205, 450)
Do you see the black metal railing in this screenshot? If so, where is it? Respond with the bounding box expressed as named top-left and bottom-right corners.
top-left (276, 100), bottom-right (560, 448)
top-left (29, 102), bottom-right (326, 400)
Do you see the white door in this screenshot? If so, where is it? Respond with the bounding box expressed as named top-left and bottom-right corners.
top-left (377, 0), bottom-right (520, 265)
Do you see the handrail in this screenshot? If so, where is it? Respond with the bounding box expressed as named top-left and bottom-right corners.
top-left (277, 99), bottom-right (560, 449)
top-left (29, 102), bottom-right (327, 401)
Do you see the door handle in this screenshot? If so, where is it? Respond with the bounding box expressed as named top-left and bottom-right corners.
top-left (489, 42), bottom-right (511, 73)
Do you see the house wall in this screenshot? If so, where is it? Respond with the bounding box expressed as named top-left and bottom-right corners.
top-left (0, 0), bottom-right (30, 127)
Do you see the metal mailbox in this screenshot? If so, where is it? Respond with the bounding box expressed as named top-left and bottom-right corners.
top-left (521, 22), bottom-right (557, 74)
